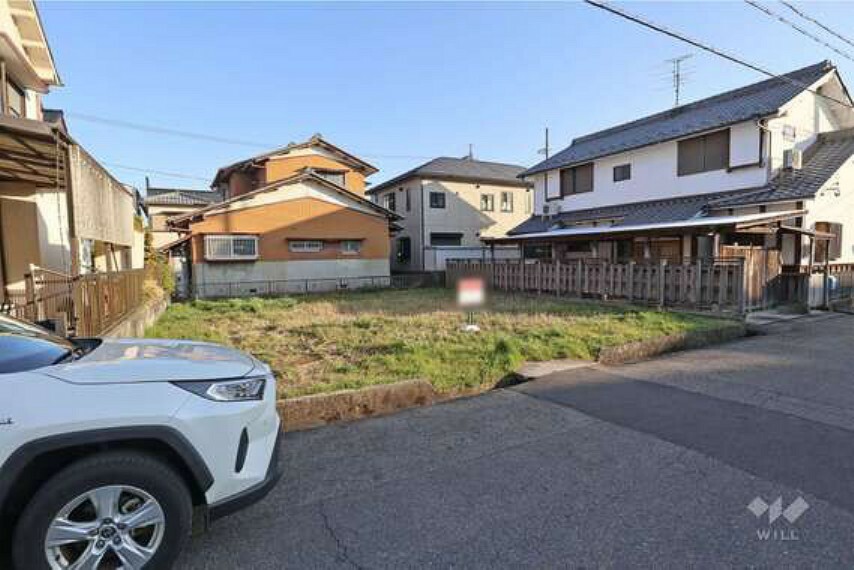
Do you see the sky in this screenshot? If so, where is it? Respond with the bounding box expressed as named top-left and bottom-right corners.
top-left (38, 1), bottom-right (854, 192)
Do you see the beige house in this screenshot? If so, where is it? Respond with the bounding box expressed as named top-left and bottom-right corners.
top-left (145, 186), bottom-right (223, 250)
top-left (0, 0), bottom-right (140, 308)
top-left (367, 156), bottom-right (532, 271)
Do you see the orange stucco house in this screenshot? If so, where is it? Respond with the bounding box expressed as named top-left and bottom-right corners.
top-left (169, 166), bottom-right (399, 298)
top-left (211, 133), bottom-right (378, 199)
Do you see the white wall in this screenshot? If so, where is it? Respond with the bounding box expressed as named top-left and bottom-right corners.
top-left (374, 178), bottom-right (424, 272)
top-left (805, 156), bottom-right (854, 263)
top-left (35, 187), bottom-right (72, 274)
top-left (532, 121), bottom-right (769, 215)
top-left (768, 88), bottom-right (843, 175)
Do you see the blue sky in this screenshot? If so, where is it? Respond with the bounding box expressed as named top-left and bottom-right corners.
top-left (39, 1), bottom-right (854, 191)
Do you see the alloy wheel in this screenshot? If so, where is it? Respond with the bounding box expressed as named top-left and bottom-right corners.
top-left (43, 484), bottom-right (165, 570)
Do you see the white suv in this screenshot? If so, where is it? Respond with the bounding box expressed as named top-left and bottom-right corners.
top-left (0, 314), bottom-right (282, 569)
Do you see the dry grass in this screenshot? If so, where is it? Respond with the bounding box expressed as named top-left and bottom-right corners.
top-left (146, 288), bottom-right (734, 399)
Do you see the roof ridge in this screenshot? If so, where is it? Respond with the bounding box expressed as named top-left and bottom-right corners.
top-left (573, 61), bottom-right (831, 146)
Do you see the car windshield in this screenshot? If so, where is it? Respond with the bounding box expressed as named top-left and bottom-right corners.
top-left (0, 314), bottom-right (78, 374)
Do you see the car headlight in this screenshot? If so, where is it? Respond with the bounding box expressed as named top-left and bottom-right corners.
top-left (173, 377), bottom-right (266, 402)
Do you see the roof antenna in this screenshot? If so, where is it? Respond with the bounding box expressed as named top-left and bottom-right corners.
top-left (666, 54), bottom-right (693, 107)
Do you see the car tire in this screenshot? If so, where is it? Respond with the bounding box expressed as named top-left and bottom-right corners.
top-left (12, 450), bottom-right (193, 570)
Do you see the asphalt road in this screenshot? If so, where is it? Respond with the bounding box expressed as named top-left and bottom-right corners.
top-left (178, 313), bottom-right (854, 569)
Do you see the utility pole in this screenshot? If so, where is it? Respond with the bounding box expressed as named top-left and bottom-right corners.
top-left (666, 54), bottom-right (693, 107)
top-left (538, 127), bottom-right (550, 204)
top-left (467, 143), bottom-right (474, 160)
top-left (538, 127), bottom-right (550, 160)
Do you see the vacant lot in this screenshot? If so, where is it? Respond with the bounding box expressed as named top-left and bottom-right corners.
top-left (146, 288), bottom-right (735, 398)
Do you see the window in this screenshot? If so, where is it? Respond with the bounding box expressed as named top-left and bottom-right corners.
top-left (405, 188), bottom-right (411, 212)
top-left (0, 314), bottom-right (76, 373)
top-left (430, 233), bottom-right (462, 246)
top-left (559, 163), bottom-right (594, 196)
top-left (523, 244), bottom-right (552, 260)
top-left (340, 240), bottom-right (361, 255)
top-left (677, 129), bottom-right (730, 176)
top-left (480, 193), bottom-right (494, 212)
top-left (429, 192), bottom-right (446, 208)
top-left (288, 240), bottom-right (324, 253)
top-left (613, 164), bottom-right (631, 182)
top-left (316, 170), bottom-right (345, 187)
top-left (205, 235), bottom-right (259, 260)
top-left (500, 192), bottom-right (514, 212)
top-left (396, 237), bottom-right (411, 263)
top-left (383, 192), bottom-right (396, 212)
top-left (5, 79), bottom-right (24, 118)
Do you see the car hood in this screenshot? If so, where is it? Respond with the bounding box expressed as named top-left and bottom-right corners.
top-left (44, 338), bottom-right (261, 384)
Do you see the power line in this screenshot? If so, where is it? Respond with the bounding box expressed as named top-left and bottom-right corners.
top-left (66, 112), bottom-right (269, 149)
top-left (743, 0), bottom-right (854, 64)
top-left (64, 111), bottom-right (436, 161)
top-left (101, 161), bottom-right (210, 183)
top-left (780, 1), bottom-right (854, 50)
top-left (582, 0), bottom-right (854, 111)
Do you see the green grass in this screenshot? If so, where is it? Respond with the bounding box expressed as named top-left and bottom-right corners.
top-left (145, 288), bottom-right (736, 399)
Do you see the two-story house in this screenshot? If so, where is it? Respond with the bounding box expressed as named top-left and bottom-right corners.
top-left (0, 0), bottom-right (140, 310)
top-left (166, 138), bottom-right (400, 298)
top-left (500, 61), bottom-right (854, 292)
top-left (212, 133), bottom-right (378, 199)
top-left (367, 156), bottom-right (532, 272)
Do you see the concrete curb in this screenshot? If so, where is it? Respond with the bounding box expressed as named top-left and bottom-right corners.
top-left (278, 379), bottom-right (436, 431)
top-left (597, 323), bottom-right (747, 365)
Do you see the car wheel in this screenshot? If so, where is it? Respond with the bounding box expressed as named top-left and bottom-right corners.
top-left (12, 450), bottom-right (193, 570)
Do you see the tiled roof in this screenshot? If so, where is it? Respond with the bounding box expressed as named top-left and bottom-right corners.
top-left (367, 156), bottom-right (530, 194)
top-left (708, 129), bottom-right (854, 208)
top-left (508, 188), bottom-right (760, 235)
top-left (523, 61), bottom-right (835, 176)
top-left (145, 188), bottom-right (223, 207)
top-left (510, 128), bottom-right (854, 235)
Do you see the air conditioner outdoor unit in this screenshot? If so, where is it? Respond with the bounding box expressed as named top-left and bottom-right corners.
top-left (783, 148), bottom-right (803, 170)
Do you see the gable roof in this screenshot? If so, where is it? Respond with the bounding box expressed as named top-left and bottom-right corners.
top-left (367, 156), bottom-right (530, 194)
top-left (708, 128), bottom-right (854, 208)
top-left (211, 134), bottom-right (378, 186)
top-left (523, 61), bottom-right (838, 177)
top-left (145, 187), bottom-right (224, 207)
top-left (169, 170), bottom-right (399, 229)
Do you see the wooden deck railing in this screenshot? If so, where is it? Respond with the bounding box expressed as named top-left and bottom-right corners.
top-left (2, 267), bottom-right (145, 336)
top-left (446, 259), bottom-right (746, 314)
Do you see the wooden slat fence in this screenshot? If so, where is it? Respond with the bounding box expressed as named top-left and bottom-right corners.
top-left (1, 267), bottom-right (145, 336)
top-left (446, 258), bottom-right (746, 313)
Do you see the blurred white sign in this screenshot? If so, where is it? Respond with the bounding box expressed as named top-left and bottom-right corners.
top-left (457, 277), bottom-right (485, 307)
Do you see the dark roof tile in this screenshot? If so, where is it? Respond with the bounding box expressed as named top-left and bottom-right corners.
top-left (368, 156), bottom-right (529, 194)
top-left (523, 61), bottom-right (834, 176)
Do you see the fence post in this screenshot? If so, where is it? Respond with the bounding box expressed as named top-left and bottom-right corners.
top-left (658, 260), bottom-right (667, 308)
top-left (576, 260), bottom-right (583, 295)
top-left (24, 267), bottom-right (37, 321)
top-left (737, 258), bottom-right (746, 315)
top-left (718, 262), bottom-right (727, 312)
top-left (627, 261), bottom-right (635, 301)
top-left (695, 259), bottom-right (703, 309)
top-left (555, 260), bottom-right (562, 295)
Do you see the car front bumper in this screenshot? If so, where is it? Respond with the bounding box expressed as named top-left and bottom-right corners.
top-left (208, 427), bottom-right (283, 521)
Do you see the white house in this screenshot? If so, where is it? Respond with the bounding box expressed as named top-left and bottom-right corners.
top-left (500, 60), bottom-right (854, 286)
top-left (367, 156), bottom-right (532, 272)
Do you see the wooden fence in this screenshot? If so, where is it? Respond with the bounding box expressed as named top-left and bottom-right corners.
top-left (446, 259), bottom-right (747, 313)
top-left (2, 267), bottom-right (145, 336)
